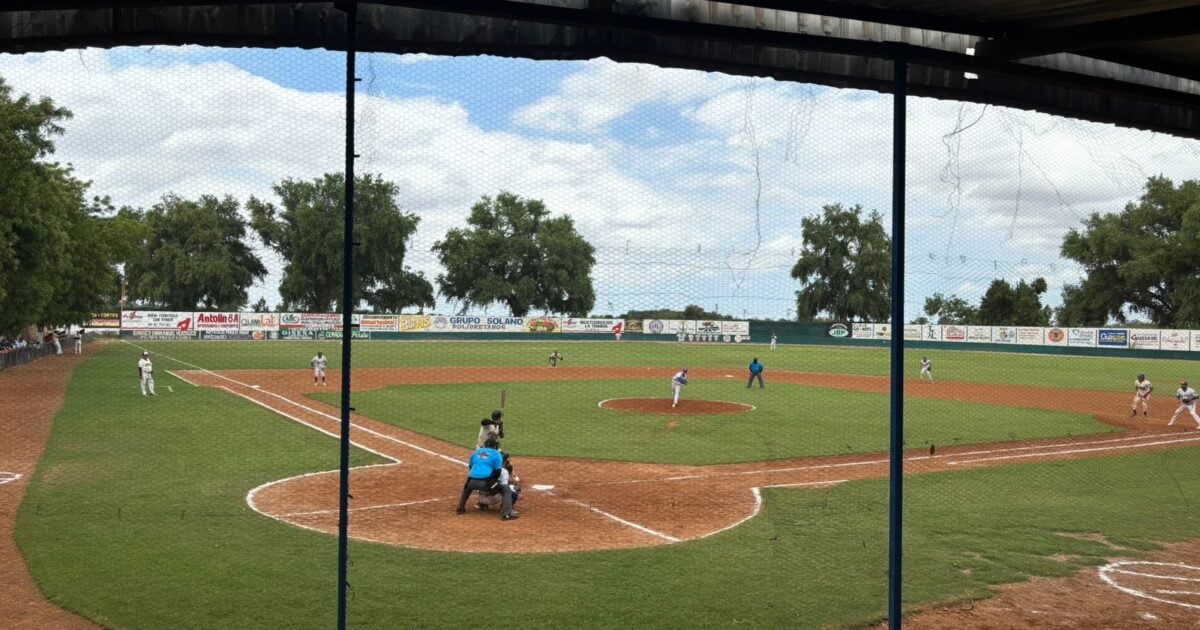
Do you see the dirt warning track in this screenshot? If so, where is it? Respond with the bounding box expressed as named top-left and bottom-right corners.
top-left (171, 366), bottom-right (1200, 554)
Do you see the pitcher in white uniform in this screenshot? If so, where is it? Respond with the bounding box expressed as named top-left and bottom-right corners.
top-left (671, 368), bottom-right (688, 408)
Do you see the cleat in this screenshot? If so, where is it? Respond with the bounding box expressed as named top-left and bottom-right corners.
top-left (502, 511), bottom-right (519, 521)
top-left (455, 507), bottom-right (465, 515)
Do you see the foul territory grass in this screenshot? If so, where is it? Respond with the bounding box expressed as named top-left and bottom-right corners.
top-left (320, 380), bottom-right (1111, 464)
top-left (132, 337), bottom-right (1200, 392)
top-left (19, 344), bottom-right (1200, 628)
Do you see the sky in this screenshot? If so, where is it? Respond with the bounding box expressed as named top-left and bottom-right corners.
top-left (1, 46), bottom-right (1197, 320)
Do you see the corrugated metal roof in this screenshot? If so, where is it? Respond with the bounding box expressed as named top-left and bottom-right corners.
top-left (1, 1), bottom-right (1198, 137)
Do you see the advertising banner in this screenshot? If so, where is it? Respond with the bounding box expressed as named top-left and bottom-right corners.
top-left (1192, 330), bottom-right (1200, 351)
top-left (1160, 329), bottom-right (1189, 351)
top-left (828, 323), bottom-right (851, 338)
top-left (301, 313), bottom-right (342, 331)
top-left (358, 315), bottom-right (399, 332)
top-left (1067, 328), bottom-right (1096, 347)
top-left (872, 323), bottom-right (891, 340)
top-left (991, 326), bottom-right (1017, 344)
top-left (1016, 327), bottom-right (1043, 345)
top-left (1098, 329), bottom-right (1129, 348)
top-left (121, 310), bottom-right (193, 331)
top-left (522, 317), bottom-right (561, 333)
top-left (1044, 327), bottom-right (1067, 346)
top-left (852, 323), bottom-right (874, 338)
top-left (942, 325), bottom-right (967, 342)
top-left (279, 313), bottom-right (304, 329)
top-left (967, 326), bottom-right (992, 343)
top-left (431, 315), bottom-right (527, 333)
top-left (193, 311), bottom-right (240, 333)
top-left (643, 319), bottom-right (678, 335)
top-left (721, 321), bottom-right (751, 336)
top-left (561, 318), bottom-right (623, 334)
top-left (695, 320), bottom-right (723, 336)
top-left (902, 325), bottom-right (921, 340)
top-left (88, 312), bottom-right (121, 328)
top-left (398, 314), bottom-right (433, 332)
top-left (240, 312), bottom-right (280, 333)
top-left (197, 331), bottom-right (253, 340)
top-left (920, 325), bottom-right (942, 341)
top-left (1128, 329), bottom-right (1161, 350)
top-left (127, 329), bottom-right (196, 340)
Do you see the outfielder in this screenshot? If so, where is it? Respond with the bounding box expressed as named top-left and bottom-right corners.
top-left (311, 351), bottom-right (327, 386)
top-left (1169, 381), bottom-right (1200, 428)
top-left (138, 351), bottom-right (156, 396)
top-left (1132, 373), bottom-right (1153, 417)
top-left (919, 357), bottom-right (933, 382)
top-left (770, 333), bottom-right (777, 351)
top-left (548, 350), bottom-right (562, 367)
top-left (671, 368), bottom-right (688, 408)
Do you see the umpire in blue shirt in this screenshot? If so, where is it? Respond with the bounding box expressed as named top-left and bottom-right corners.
top-left (456, 437), bottom-right (518, 520)
top-left (747, 357), bottom-right (764, 389)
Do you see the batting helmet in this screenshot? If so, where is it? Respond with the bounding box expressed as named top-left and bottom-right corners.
top-left (491, 409), bottom-right (503, 422)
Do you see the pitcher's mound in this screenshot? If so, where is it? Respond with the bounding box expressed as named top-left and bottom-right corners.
top-left (599, 398), bottom-right (754, 415)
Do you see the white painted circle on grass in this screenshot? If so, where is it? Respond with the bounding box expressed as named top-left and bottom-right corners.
top-left (1099, 561), bottom-right (1200, 610)
top-left (0, 471), bottom-right (23, 486)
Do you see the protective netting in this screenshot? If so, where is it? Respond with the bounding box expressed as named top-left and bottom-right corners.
top-left (2, 45), bottom-right (1200, 629)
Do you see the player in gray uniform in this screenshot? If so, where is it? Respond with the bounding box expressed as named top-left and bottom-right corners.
top-left (1169, 381), bottom-right (1200, 428)
top-left (138, 351), bottom-right (156, 396)
top-left (1132, 374), bottom-right (1153, 417)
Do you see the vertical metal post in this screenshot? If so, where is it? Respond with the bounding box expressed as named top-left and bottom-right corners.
top-left (337, 2), bottom-right (357, 629)
top-left (888, 52), bottom-right (907, 630)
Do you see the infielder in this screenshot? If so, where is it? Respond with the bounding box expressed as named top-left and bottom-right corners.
top-left (1132, 373), bottom-right (1153, 417)
top-left (1169, 381), bottom-right (1200, 428)
top-left (548, 350), bottom-right (562, 367)
top-left (671, 368), bottom-right (688, 408)
top-left (138, 351), bottom-right (156, 396)
top-left (919, 357), bottom-right (933, 382)
top-left (311, 351), bottom-right (328, 386)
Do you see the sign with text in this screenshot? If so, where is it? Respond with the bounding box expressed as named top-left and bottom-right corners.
top-left (1098, 329), bottom-right (1129, 348)
top-left (1067, 328), bottom-right (1096, 347)
top-left (240, 312), bottom-right (280, 332)
top-left (121, 310), bottom-right (193, 331)
top-left (193, 311), bottom-right (240, 333)
top-left (1128, 329), bottom-right (1161, 350)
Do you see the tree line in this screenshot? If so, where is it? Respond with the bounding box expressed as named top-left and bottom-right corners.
top-left (4, 78), bottom-right (1197, 333)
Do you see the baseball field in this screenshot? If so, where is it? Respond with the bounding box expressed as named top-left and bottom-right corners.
top-left (8, 338), bottom-right (1200, 628)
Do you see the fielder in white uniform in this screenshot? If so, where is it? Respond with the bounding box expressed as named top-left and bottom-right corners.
top-left (312, 351), bottom-right (328, 386)
top-left (770, 333), bottom-right (777, 351)
top-left (919, 357), bottom-right (933, 382)
top-left (74, 329), bottom-right (83, 355)
top-left (671, 368), bottom-right (688, 408)
top-left (1132, 373), bottom-right (1153, 417)
top-left (1169, 381), bottom-right (1200, 428)
top-left (138, 352), bottom-right (156, 396)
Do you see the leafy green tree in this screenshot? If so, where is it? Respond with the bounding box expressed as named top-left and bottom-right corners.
top-left (978, 278), bottom-right (1050, 326)
top-left (790, 203), bottom-right (891, 322)
top-left (0, 79), bottom-right (139, 331)
top-left (126, 194), bottom-right (265, 310)
top-left (251, 297), bottom-right (269, 312)
top-left (249, 173), bottom-right (433, 313)
top-left (923, 293), bottom-right (977, 325)
top-left (1060, 176), bottom-right (1200, 327)
top-left (621, 305), bottom-right (726, 320)
top-left (432, 191), bottom-right (596, 317)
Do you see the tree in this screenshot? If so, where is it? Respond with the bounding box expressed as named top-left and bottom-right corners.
top-left (0, 78), bottom-right (135, 332)
top-left (251, 297), bottom-right (269, 312)
top-left (923, 293), bottom-right (977, 325)
top-left (249, 173), bottom-right (433, 313)
top-left (125, 194), bottom-right (265, 311)
top-left (978, 278), bottom-right (1051, 326)
top-left (432, 191), bottom-right (596, 317)
top-left (1059, 176), bottom-right (1200, 327)
top-left (790, 203), bottom-right (891, 322)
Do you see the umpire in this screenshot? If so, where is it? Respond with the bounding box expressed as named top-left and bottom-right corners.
top-left (455, 437), bottom-right (518, 520)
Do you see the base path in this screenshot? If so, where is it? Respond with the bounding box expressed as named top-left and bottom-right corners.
top-left (171, 366), bottom-right (1200, 555)
top-left (0, 347), bottom-right (102, 630)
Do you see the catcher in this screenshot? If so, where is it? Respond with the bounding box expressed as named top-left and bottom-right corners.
top-left (1131, 373), bottom-right (1153, 417)
top-left (1169, 381), bottom-right (1200, 428)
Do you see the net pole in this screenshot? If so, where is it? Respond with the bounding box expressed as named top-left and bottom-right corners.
top-left (337, 2), bottom-right (358, 629)
top-left (888, 52), bottom-right (907, 630)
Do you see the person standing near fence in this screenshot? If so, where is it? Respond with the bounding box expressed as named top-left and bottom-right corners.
top-left (138, 351), bottom-right (156, 396)
top-left (747, 357), bottom-right (764, 389)
top-left (74, 328), bottom-right (83, 356)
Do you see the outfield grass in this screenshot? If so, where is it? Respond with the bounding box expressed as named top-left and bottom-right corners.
top-left (131, 337), bottom-right (1200, 392)
top-left (18, 344), bottom-right (1200, 628)
top-left (319, 380), bottom-right (1111, 464)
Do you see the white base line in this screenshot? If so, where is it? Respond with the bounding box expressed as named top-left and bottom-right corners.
top-left (124, 340), bottom-right (462, 466)
top-left (167, 369), bottom-right (198, 386)
top-left (217, 386), bottom-right (400, 464)
top-left (948, 435), bottom-right (1200, 465)
top-left (280, 497), bottom-right (444, 518)
top-left (556, 496), bottom-right (681, 543)
top-left (0, 472), bottom-right (23, 486)
top-left (697, 480), bottom-right (846, 541)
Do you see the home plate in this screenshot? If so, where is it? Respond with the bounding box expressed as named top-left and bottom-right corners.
top-left (531, 484), bottom-right (555, 491)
